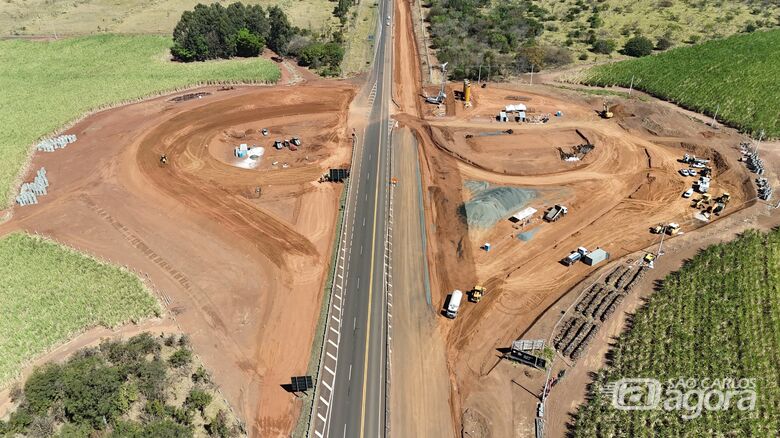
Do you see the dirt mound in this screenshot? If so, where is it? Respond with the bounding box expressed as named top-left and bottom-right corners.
top-left (461, 184), bottom-right (536, 229)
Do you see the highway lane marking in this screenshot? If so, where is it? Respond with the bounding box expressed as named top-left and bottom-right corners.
top-left (315, 430), bottom-right (323, 438)
top-left (318, 413), bottom-right (327, 422)
top-left (327, 352), bottom-right (337, 361)
top-left (360, 245), bottom-right (364, 255)
top-left (320, 396), bottom-right (330, 407)
top-left (324, 365), bottom-right (335, 376)
top-left (328, 339), bottom-right (338, 348)
top-left (334, 304), bottom-right (341, 311)
top-left (343, 424), bottom-right (347, 438)
top-left (330, 326), bottom-right (339, 334)
top-left (354, 317), bottom-right (357, 330)
top-left (323, 381), bottom-right (332, 391)
top-left (359, 74), bottom-right (386, 438)
top-left (349, 364), bottom-right (353, 381)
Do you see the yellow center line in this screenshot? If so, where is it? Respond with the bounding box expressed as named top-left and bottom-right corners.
top-left (359, 124), bottom-right (384, 438)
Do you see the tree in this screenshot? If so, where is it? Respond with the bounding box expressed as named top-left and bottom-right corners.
top-left (184, 388), bottom-right (213, 414)
top-left (168, 348), bottom-right (192, 369)
top-left (591, 39), bottom-right (616, 54)
top-left (656, 35), bottom-right (674, 50)
top-left (141, 419), bottom-right (193, 438)
top-left (60, 356), bottom-right (124, 428)
top-left (623, 35), bottom-right (654, 57)
top-left (24, 363), bottom-right (63, 414)
top-left (268, 6), bottom-right (293, 55)
top-left (235, 28), bottom-right (264, 57)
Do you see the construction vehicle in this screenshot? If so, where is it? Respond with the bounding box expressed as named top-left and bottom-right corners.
top-left (693, 193), bottom-right (712, 208)
top-left (650, 224), bottom-right (665, 234)
top-left (160, 154), bottom-right (168, 165)
top-left (600, 101), bottom-right (613, 119)
top-left (445, 289), bottom-right (463, 319)
top-left (717, 192), bottom-right (731, 205)
top-left (710, 202), bottom-right (726, 215)
top-left (665, 223), bottom-right (681, 236)
top-left (425, 62), bottom-right (448, 104)
top-left (544, 204), bottom-right (568, 222)
top-left (470, 285), bottom-right (485, 303)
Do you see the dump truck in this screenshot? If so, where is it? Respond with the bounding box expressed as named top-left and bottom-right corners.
top-left (470, 285), bottom-right (485, 303)
top-left (445, 290), bottom-right (463, 318)
top-left (544, 204), bottom-right (568, 222)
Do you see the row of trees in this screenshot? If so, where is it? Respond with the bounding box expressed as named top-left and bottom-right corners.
top-left (426, 0), bottom-right (573, 79)
top-left (171, 2), bottom-right (344, 75)
top-left (171, 2), bottom-right (293, 61)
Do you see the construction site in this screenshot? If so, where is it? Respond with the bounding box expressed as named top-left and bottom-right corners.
top-left (387, 0), bottom-right (767, 430)
top-left (0, 81), bottom-right (356, 437)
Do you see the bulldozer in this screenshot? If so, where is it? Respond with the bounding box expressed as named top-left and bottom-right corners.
top-left (600, 101), bottom-right (613, 119)
top-left (650, 224), bottom-right (665, 234)
top-left (643, 253), bottom-right (656, 264)
top-left (470, 285), bottom-right (486, 303)
top-left (692, 193), bottom-right (712, 209)
top-left (665, 223), bottom-right (681, 236)
top-left (716, 192), bottom-right (731, 205)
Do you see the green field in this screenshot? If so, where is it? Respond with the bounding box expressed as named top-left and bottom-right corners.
top-left (535, 0), bottom-right (779, 62)
top-left (573, 229), bottom-right (780, 436)
top-left (581, 29), bottom-right (780, 138)
top-left (0, 0), bottom-right (338, 35)
top-left (0, 233), bottom-right (160, 387)
top-left (0, 34), bottom-right (280, 208)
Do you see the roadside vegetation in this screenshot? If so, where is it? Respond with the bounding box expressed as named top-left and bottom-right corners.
top-left (573, 229), bottom-right (780, 436)
top-left (0, 34), bottom-right (279, 208)
top-left (581, 29), bottom-right (780, 137)
top-left (534, 0), bottom-right (779, 62)
top-left (0, 333), bottom-right (244, 437)
top-left (0, 233), bottom-right (159, 387)
top-left (423, 0), bottom-right (779, 76)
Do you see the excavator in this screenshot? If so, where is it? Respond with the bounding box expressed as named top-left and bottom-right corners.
top-left (692, 193), bottom-right (712, 209)
top-left (600, 100), bottom-right (613, 119)
top-left (470, 285), bottom-right (486, 303)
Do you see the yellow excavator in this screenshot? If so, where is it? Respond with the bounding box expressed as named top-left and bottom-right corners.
top-left (470, 285), bottom-right (486, 303)
top-left (600, 101), bottom-right (613, 119)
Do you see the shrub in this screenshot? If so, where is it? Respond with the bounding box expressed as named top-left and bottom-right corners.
top-left (168, 348), bottom-right (192, 369)
top-left (656, 35), bottom-right (674, 50)
top-left (591, 39), bottom-right (616, 54)
top-left (623, 36), bottom-right (654, 57)
top-left (184, 388), bottom-right (213, 414)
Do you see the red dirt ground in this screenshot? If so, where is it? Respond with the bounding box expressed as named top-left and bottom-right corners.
top-left (390, 1), bottom-right (761, 434)
top-left (0, 82), bottom-right (355, 437)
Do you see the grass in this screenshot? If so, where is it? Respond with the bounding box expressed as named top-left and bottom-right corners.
top-left (580, 29), bottom-right (780, 138)
top-left (534, 0), bottom-right (780, 63)
top-left (0, 233), bottom-right (160, 387)
top-left (0, 34), bottom-right (280, 208)
top-left (341, 0), bottom-right (379, 76)
top-left (0, 0), bottom-right (338, 35)
top-left (573, 229), bottom-right (780, 436)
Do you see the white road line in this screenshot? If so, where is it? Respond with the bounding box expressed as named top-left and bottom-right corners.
top-left (324, 365), bottom-right (335, 376)
top-left (353, 317), bottom-right (357, 330)
top-left (323, 380), bottom-right (332, 391)
top-left (330, 326), bottom-right (339, 334)
top-left (315, 430), bottom-right (323, 438)
top-left (320, 396), bottom-right (330, 407)
top-left (334, 304), bottom-right (341, 311)
top-left (327, 351), bottom-right (337, 361)
top-left (348, 364), bottom-right (352, 381)
top-left (328, 339), bottom-right (338, 348)
top-left (318, 413), bottom-right (327, 422)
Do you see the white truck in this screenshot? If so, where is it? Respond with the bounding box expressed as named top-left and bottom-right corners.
top-left (445, 290), bottom-right (463, 319)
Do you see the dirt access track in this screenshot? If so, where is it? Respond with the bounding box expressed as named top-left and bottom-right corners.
top-left (402, 81), bottom-right (756, 435)
top-left (0, 81), bottom-right (355, 437)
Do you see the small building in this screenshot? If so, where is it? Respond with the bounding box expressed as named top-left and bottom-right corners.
top-left (583, 248), bottom-right (609, 266)
top-left (509, 207), bottom-right (537, 224)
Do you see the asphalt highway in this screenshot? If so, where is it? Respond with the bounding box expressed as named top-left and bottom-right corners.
top-left (319, 0), bottom-right (394, 436)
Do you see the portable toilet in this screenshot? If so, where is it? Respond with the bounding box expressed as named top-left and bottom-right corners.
top-left (483, 242), bottom-right (492, 251)
top-left (517, 111), bottom-right (527, 122)
top-left (499, 111), bottom-right (508, 122)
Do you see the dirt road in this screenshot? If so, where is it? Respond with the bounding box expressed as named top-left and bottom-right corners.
top-left (0, 82), bottom-right (355, 437)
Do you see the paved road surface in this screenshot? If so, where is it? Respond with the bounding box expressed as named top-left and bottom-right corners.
top-left (311, 0), bottom-right (394, 436)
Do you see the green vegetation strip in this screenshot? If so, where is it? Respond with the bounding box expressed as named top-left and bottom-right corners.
top-left (582, 29), bottom-right (780, 138)
top-left (0, 34), bottom-right (280, 208)
top-left (293, 182), bottom-right (350, 438)
top-left (574, 229), bottom-right (780, 435)
top-left (0, 233), bottom-right (160, 387)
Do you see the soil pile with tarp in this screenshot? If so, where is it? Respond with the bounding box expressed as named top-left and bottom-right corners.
top-left (461, 181), bottom-right (536, 229)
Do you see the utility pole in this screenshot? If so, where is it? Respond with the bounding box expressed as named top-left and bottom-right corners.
top-left (478, 64), bottom-right (482, 84)
top-left (529, 64), bottom-right (535, 85)
top-left (628, 75), bottom-right (634, 95)
top-left (753, 130), bottom-right (765, 155)
top-left (710, 104), bottom-right (720, 128)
